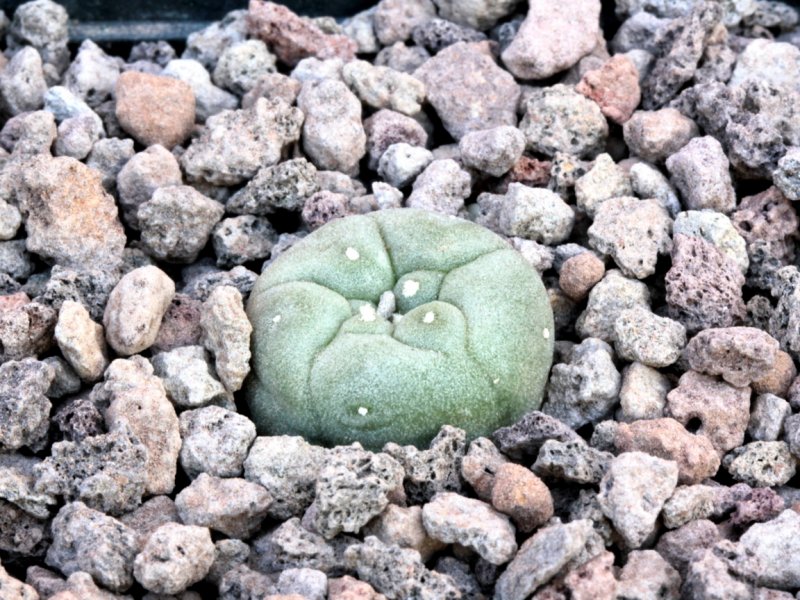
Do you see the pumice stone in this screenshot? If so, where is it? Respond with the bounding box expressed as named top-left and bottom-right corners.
top-left (245, 208), bottom-right (554, 450)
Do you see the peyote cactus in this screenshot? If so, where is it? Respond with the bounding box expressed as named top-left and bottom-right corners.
top-left (245, 208), bottom-right (554, 450)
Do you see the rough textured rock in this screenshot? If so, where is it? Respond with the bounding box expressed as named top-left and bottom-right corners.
top-left (0, 358), bottom-right (54, 452)
top-left (673, 209), bottom-right (748, 275)
top-left (363, 504), bottom-right (445, 562)
top-left (13, 156), bottom-right (125, 270)
top-left (103, 266), bottom-right (175, 356)
top-left (97, 356), bottom-right (181, 495)
top-left (577, 269), bottom-right (651, 342)
top-left (133, 523), bottom-right (215, 595)
top-left (297, 79), bottom-right (366, 176)
top-left (684, 327), bottom-right (780, 387)
top-left (666, 234), bottom-right (746, 334)
top-left (54, 300), bottom-right (108, 383)
top-left (342, 59), bottom-right (425, 116)
top-left (520, 84), bottom-right (608, 158)
top-left (458, 126), bottom-right (525, 177)
top-left (616, 550), bottom-right (681, 600)
top-left (723, 441), bottom-right (796, 487)
top-left (666, 135), bottom-right (736, 213)
top-left (414, 41), bottom-right (520, 140)
top-left (612, 418), bottom-right (721, 484)
top-left (623, 108), bottom-right (699, 163)
top-left (738, 509), bottom-right (800, 589)
top-left (114, 71), bottom-right (195, 148)
top-left (227, 158), bottom-right (318, 216)
top-left (613, 306), bottom-right (686, 367)
top-left (115, 144), bottom-right (183, 229)
top-left (490, 462), bottom-right (554, 532)
top-left (406, 159), bottom-right (471, 216)
top-left (180, 98), bottom-right (303, 186)
top-left (200, 285), bottom-right (252, 393)
top-left (501, 0), bottom-right (601, 80)
top-left (598, 451), bottom-right (679, 548)
top-left (46, 502), bottom-right (138, 593)
top-left (666, 370), bottom-right (751, 455)
top-left (422, 492), bottom-right (517, 565)
top-left (533, 439), bottom-right (612, 485)
top-left (151, 345), bottom-right (231, 409)
top-left (576, 54), bottom-right (641, 124)
top-left (179, 406), bottom-right (256, 478)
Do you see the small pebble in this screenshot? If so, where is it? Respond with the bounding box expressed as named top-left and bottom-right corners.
top-left (623, 108), bottom-right (699, 163)
top-left (490, 463), bottom-right (554, 533)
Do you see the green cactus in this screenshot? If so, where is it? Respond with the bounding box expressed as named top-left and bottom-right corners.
top-left (245, 208), bottom-right (554, 450)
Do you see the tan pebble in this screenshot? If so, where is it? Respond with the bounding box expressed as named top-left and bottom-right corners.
top-left (491, 463), bottom-right (554, 533)
top-left (559, 252), bottom-right (605, 301)
top-left (752, 350), bottom-right (796, 397)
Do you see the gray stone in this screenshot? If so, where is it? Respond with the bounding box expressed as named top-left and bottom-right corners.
top-left (774, 146), bottom-right (800, 201)
top-left (54, 114), bottom-right (104, 160)
top-left (730, 38), bottom-right (800, 90)
top-left (7, 0), bottom-right (69, 71)
top-left (200, 285), bottom-right (252, 393)
top-left (492, 410), bottom-right (582, 461)
top-left (133, 523), bottom-right (215, 595)
top-left (344, 536), bottom-right (460, 599)
top-left (661, 484), bottom-right (717, 529)
top-left (313, 444), bottom-right (404, 539)
top-left (43, 356), bottom-right (81, 399)
top-left (433, 0), bottom-right (518, 30)
top-left (219, 564), bottom-right (275, 599)
top-left (0, 240), bottom-right (33, 280)
top-left (617, 362), bottom-right (671, 422)
top-left (103, 266), bottom-right (175, 356)
top-left (46, 502), bottom-right (138, 592)
top-left (175, 473), bottom-right (271, 539)
top-left (629, 160), bottom-right (681, 216)
top-left (0, 110), bottom-right (56, 156)
top-left (181, 264), bottom-right (258, 302)
top-left (411, 18), bottom-right (487, 54)
top-left (501, 0), bottom-right (601, 80)
top-left (460, 437), bottom-right (509, 501)
top-left (0, 562), bottom-right (38, 600)
top-left (724, 441), bottom-right (797, 487)
top-left (623, 108), bottom-right (699, 163)
top-left (182, 9), bottom-right (248, 70)
top-left (342, 59), bottom-right (425, 116)
top-left (406, 159), bottom-right (471, 216)
top-left (422, 492), bottom-right (517, 565)
top-left (119, 495), bottom-right (180, 550)
top-left (598, 451), bottom-right (679, 548)
top-left (375, 41), bottom-right (431, 74)
top-left (297, 79), bottom-right (366, 177)
top-left (494, 519), bottom-right (603, 600)
top-left (116, 144), bottom-right (182, 229)
top-left (363, 108), bottom-right (428, 169)
top-left (0, 358), bottom-right (54, 452)
top-left (226, 158), bottom-right (319, 215)
top-left (414, 41), bottom-right (520, 140)
top-left (63, 40), bottom-right (123, 108)
top-left (0, 199), bottom-right (22, 240)
top-left (377, 142), bottom-right (433, 188)
top-left (0, 453), bottom-right (55, 519)
top-left (179, 406), bottom-right (256, 478)
top-left (673, 210), bottom-right (748, 274)
top-left (212, 39), bottom-right (276, 96)
top-left (520, 84), bottom-right (608, 158)
top-left (151, 345), bottom-right (231, 409)
top-left (373, 0), bottom-right (436, 46)
top-left (458, 126), bottom-right (525, 178)
top-left (162, 58), bottom-right (238, 122)
top-left (249, 517), bottom-right (343, 575)
top-left (544, 338), bottom-right (621, 430)
top-left (533, 439), bottom-right (612, 484)
top-left (739, 509), bottom-right (800, 589)
top-left (206, 538), bottom-right (250, 585)
top-left (666, 136), bottom-right (736, 213)
top-left (181, 98), bottom-right (303, 186)
top-left (383, 425), bottom-right (465, 504)
top-left (588, 197), bottom-right (672, 279)
top-left (0, 46), bottom-right (47, 116)
top-left (138, 186), bottom-right (224, 263)
top-left (616, 550), bottom-right (681, 600)
top-left (574, 153), bottom-right (633, 217)
top-left (576, 269), bottom-right (651, 342)
top-left (275, 568), bottom-right (327, 600)
top-left (0, 299), bottom-right (56, 363)
top-left (613, 306), bottom-right (687, 367)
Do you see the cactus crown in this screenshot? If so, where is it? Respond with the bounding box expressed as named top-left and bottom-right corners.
top-left (246, 208), bottom-right (554, 450)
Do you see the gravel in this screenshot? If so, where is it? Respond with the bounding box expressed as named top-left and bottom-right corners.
top-left (3, 0), bottom-right (800, 597)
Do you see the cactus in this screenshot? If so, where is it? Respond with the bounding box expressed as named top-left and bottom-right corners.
top-left (246, 208), bottom-right (554, 450)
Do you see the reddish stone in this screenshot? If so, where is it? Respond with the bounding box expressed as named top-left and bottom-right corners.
top-left (753, 350), bottom-right (796, 397)
top-left (0, 292), bottom-right (30, 313)
top-left (151, 293), bottom-right (203, 354)
top-left (729, 487), bottom-right (784, 527)
top-left (576, 55), bottom-right (641, 124)
top-left (683, 327), bottom-right (779, 388)
top-left (490, 463), bottom-right (553, 533)
top-left (247, 0), bottom-right (357, 67)
top-left (506, 156), bottom-right (552, 188)
top-left (559, 253), bottom-right (606, 301)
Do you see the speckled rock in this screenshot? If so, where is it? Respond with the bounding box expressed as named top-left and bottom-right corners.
top-left (383, 425), bottom-right (465, 505)
top-left (576, 54), bottom-right (641, 124)
top-left (460, 437), bottom-right (509, 501)
top-left (54, 300), bottom-right (108, 383)
top-left (119, 495), bottom-right (180, 550)
top-left (138, 185), bottom-right (224, 263)
top-left (414, 41), bottom-right (520, 140)
top-left (478, 183), bottom-right (574, 244)
top-left (501, 0), bottom-right (600, 80)
top-left (373, 0), bottom-right (435, 46)
top-left (623, 108), bottom-right (699, 163)
top-left (363, 109), bottom-right (428, 170)
top-left (576, 269), bottom-right (651, 342)
top-left (673, 210), bottom-right (748, 275)
top-left (296, 79), bottom-right (365, 176)
top-left (683, 327), bottom-right (779, 387)
top-left (729, 38), bottom-right (800, 89)
top-left (228, 158), bottom-right (318, 216)
top-left (314, 444), bottom-right (404, 539)
top-left (200, 285), bottom-right (252, 393)
top-left (403, 159), bottom-right (471, 215)
top-left (458, 126), bottom-right (525, 178)
top-left (0, 299), bottom-right (56, 363)
top-left (115, 144), bottom-right (182, 229)
top-left (0, 46), bottom-right (47, 116)
top-left (63, 40), bottom-right (122, 108)
top-left (665, 234), bottom-right (746, 334)
top-left (612, 418), bottom-right (720, 484)
top-left (342, 59), bottom-right (425, 116)
top-left (613, 306), bottom-right (686, 367)
top-left (46, 502), bottom-right (138, 592)
top-left (244, 435), bottom-right (324, 520)
top-left (98, 356), bottom-right (181, 496)
top-left (492, 411), bottom-right (582, 462)
top-left (533, 438), bottom-right (612, 485)
top-left (753, 350), bottom-right (796, 397)
top-left (0, 562), bottom-right (38, 600)
top-left (182, 9), bottom-right (248, 71)
top-left (219, 564), bottom-right (276, 599)
top-left (152, 294), bottom-right (203, 354)
top-left (246, 0), bottom-right (356, 67)
top-left (629, 160), bottom-right (681, 216)
top-left (13, 155), bottom-right (125, 270)
top-left (175, 473), bottom-right (271, 539)
top-left (0, 358), bottom-right (54, 452)
top-left (103, 266), bottom-right (175, 356)
top-left (661, 484), bottom-right (717, 529)
top-left (249, 516), bottom-right (344, 575)
top-left (598, 451), bottom-right (679, 549)
top-left (363, 504), bottom-right (445, 562)
top-left (151, 345), bottom-right (231, 409)
top-left (616, 550), bottom-right (681, 600)
top-left (588, 197), bottom-right (672, 280)
top-left (133, 523), bottom-right (215, 595)
top-left (181, 98), bottom-right (303, 186)
top-left (494, 519), bottom-right (603, 600)
top-left (377, 143), bottom-right (433, 189)
top-left (723, 441), bottom-right (796, 487)
top-left (179, 406), bottom-right (256, 479)
top-left (738, 509), bottom-right (800, 589)
top-left (666, 370), bottom-right (751, 455)
top-left (411, 18), bottom-right (486, 54)
top-left (774, 146), bottom-right (800, 201)
top-left (749, 393), bottom-right (791, 442)
top-left (115, 71), bottom-right (195, 149)
top-left (161, 58), bottom-right (239, 122)
top-left (7, 0), bottom-right (70, 71)
top-left (544, 338), bottom-right (621, 430)
top-left (212, 39), bottom-right (276, 96)
top-left (666, 136), bottom-right (736, 213)
top-left (520, 85), bottom-right (608, 159)
top-left (655, 518), bottom-right (720, 577)
top-left (574, 153), bottom-right (633, 217)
